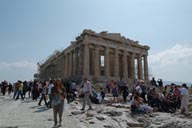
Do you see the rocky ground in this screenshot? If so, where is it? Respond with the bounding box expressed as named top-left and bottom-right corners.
top-left (0, 94), bottom-right (192, 128)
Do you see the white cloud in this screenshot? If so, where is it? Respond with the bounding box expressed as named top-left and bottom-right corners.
top-left (0, 61), bottom-right (37, 70)
top-left (148, 44), bottom-right (192, 82)
top-left (149, 44), bottom-right (192, 66)
top-left (0, 61), bottom-right (37, 83)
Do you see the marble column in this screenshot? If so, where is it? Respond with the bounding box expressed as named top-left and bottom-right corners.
top-left (73, 49), bottom-right (78, 75)
top-left (127, 55), bottom-right (130, 78)
top-left (123, 50), bottom-right (128, 80)
top-left (59, 55), bottom-right (65, 79)
top-left (83, 43), bottom-right (90, 78)
top-left (104, 46), bottom-right (110, 78)
top-left (94, 45), bottom-right (100, 77)
top-left (68, 52), bottom-right (73, 77)
top-left (130, 53), bottom-right (135, 80)
top-left (61, 55), bottom-right (65, 79)
top-left (78, 45), bottom-right (83, 75)
top-left (144, 55), bottom-right (149, 81)
top-left (63, 55), bottom-right (66, 78)
top-left (114, 48), bottom-right (119, 78)
top-left (64, 54), bottom-right (69, 78)
top-left (89, 48), bottom-right (94, 75)
top-left (138, 54), bottom-right (143, 80)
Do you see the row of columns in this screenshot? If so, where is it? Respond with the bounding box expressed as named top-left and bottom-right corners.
top-left (63, 43), bottom-right (149, 81)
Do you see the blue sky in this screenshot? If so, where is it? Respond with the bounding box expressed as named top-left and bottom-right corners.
top-left (0, 0), bottom-right (192, 83)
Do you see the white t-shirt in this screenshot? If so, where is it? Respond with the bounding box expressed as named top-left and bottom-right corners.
top-left (83, 80), bottom-right (92, 93)
top-left (48, 83), bottom-right (54, 95)
top-left (180, 87), bottom-right (189, 96)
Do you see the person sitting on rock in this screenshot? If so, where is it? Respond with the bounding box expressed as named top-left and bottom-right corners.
top-left (148, 90), bottom-right (177, 113)
top-left (131, 91), bottom-right (154, 114)
top-left (90, 91), bottom-right (100, 104)
top-left (147, 88), bottom-right (161, 109)
top-left (172, 85), bottom-right (181, 109)
top-left (131, 91), bottom-right (145, 114)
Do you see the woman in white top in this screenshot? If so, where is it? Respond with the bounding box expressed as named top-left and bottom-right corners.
top-left (180, 84), bottom-right (189, 115)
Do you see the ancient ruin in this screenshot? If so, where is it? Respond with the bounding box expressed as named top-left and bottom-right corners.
top-left (37, 29), bottom-right (150, 83)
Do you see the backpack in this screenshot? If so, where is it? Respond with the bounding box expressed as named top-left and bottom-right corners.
top-left (51, 94), bottom-right (61, 107)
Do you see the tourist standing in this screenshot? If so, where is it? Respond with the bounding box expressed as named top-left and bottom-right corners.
top-left (15, 81), bottom-right (24, 100)
top-left (13, 82), bottom-right (18, 99)
top-left (151, 77), bottom-right (157, 87)
top-left (8, 83), bottom-right (13, 95)
top-left (23, 81), bottom-right (28, 98)
top-left (1, 80), bottom-right (8, 95)
top-left (81, 78), bottom-right (92, 110)
top-left (122, 83), bottom-right (129, 102)
top-left (180, 84), bottom-right (189, 115)
top-left (100, 87), bottom-right (105, 103)
top-left (111, 82), bottom-right (119, 103)
top-left (32, 81), bottom-right (39, 101)
top-left (38, 82), bottom-right (48, 107)
top-left (51, 79), bottom-right (66, 127)
top-left (117, 78), bottom-right (124, 93)
top-left (47, 80), bottom-right (54, 108)
top-left (27, 81), bottom-right (32, 98)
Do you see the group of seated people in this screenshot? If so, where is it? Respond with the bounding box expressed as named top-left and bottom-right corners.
top-left (147, 86), bottom-right (180, 113)
top-left (73, 79), bottom-right (187, 115)
top-left (131, 84), bottom-right (182, 114)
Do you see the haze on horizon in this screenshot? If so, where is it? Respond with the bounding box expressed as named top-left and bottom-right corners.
top-left (0, 0), bottom-right (191, 84)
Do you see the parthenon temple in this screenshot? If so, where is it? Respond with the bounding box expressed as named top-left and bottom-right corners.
top-left (37, 29), bottom-right (150, 83)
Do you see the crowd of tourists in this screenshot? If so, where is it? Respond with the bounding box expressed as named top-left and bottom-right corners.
top-left (130, 77), bottom-right (190, 115)
top-left (0, 79), bottom-right (73, 127)
top-left (0, 77), bottom-right (191, 127)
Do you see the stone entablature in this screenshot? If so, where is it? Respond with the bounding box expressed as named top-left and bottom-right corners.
top-left (38, 29), bottom-right (150, 83)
